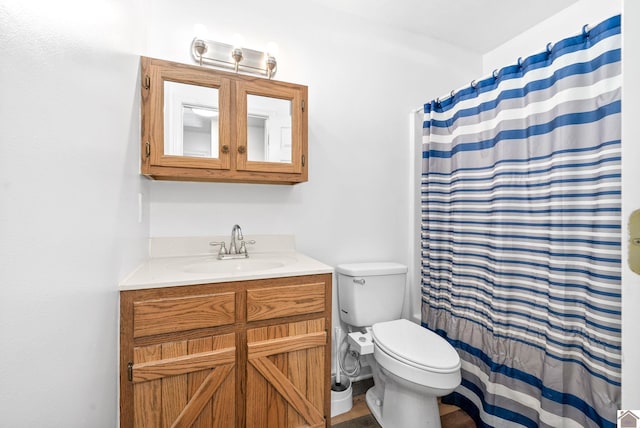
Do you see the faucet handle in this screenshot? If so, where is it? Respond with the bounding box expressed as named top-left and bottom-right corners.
top-left (209, 241), bottom-right (228, 255)
top-left (237, 240), bottom-right (255, 255)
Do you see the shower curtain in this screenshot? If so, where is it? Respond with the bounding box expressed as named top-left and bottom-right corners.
top-left (421, 15), bottom-right (621, 428)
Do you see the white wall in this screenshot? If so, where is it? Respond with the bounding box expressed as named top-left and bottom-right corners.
top-left (5, 0), bottom-right (633, 425)
top-left (0, 1), bottom-right (149, 426)
top-left (146, 0), bottom-right (479, 256)
top-left (144, 0), bottom-right (482, 334)
top-left (482, 0), bottom-right (640, 408)
top-left (0, 1), bottom-right (480, 424)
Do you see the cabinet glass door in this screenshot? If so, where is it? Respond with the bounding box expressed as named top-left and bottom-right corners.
top-left (236, 81), bottom-right (304, 174)
top-left (146, 61), bottom-right (231, 170)
top-left (246, 94), bottom-right (292, 164)
top-left (164, 81), bottom-right (221, 159)
top-left (157, 80), bottom-right (231, 169)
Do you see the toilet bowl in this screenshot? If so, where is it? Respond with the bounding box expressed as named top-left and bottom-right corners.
top-left (368, 319), bottom-right (461, 428)
top-left (336, 263), bottom-right (461, 428)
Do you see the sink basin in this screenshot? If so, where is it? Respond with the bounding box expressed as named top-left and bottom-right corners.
top-left (179, 255), bottom-right (296, 275)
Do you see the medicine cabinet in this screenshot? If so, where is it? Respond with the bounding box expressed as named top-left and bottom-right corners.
top-left (140, 57), bottom-right (308, 184)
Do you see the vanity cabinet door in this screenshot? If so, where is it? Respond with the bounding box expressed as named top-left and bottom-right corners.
top-left (246, 318), bottom-right (327, 428)
top-left (130, 333), bottom-right (236, 428)
top-left (120, 286), bottom-right (240, 428)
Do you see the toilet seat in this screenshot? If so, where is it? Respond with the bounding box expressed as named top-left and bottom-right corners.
top-left (371, 319), bottom-right (461, 391)
top-left (372, 319), bottom-right (460, 373)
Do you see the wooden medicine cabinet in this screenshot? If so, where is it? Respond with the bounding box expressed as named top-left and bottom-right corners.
top-left (140, 57), bottom-right (308, 184)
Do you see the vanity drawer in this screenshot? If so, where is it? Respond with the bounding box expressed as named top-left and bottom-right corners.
top-left (246, 281), bottom-right (326, 322)
top-left (133, 292), bottom-right (236, 338)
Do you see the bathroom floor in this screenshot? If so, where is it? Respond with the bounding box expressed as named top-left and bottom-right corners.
top-left (330, 378), bottom-right (476, 428)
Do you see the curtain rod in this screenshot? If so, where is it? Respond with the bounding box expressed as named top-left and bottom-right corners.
top-left (432, 21), bottom-right (600, 106)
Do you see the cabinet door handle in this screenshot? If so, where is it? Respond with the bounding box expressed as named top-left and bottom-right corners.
top-left (238, 146), bottom-right (246, 154)
top-left (221, 145), bottom-right (229, 154)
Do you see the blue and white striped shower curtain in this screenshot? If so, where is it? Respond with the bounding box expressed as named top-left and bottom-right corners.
top-left (421, 15), bottom-right (621, 428)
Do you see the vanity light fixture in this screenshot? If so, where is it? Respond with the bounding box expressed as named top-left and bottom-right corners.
top-left (265, 41), bottom-right (278, 80)
top-left (190, 37), bottom-right (278, 79)
top-left (193, 39), bottom-right (207, 66)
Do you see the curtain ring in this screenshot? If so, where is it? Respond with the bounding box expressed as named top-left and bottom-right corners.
top-left (546, 42), bottom-right (554, 53)
top-left (450, 89), bottom-right (456, 98)
top-left (517, 57), bottom-right (524, 67)
top-left (435, 97), bottom-right (441, 107)
top-left (492, 69), bottom-right (499, 79)
top-left (582, 24), bottom-right (590, 37)
top-left (471, 80), bottom-right (477, 89)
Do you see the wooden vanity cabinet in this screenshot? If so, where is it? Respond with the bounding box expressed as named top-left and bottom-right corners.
top-left (141, 56), bottom-right (308, 184)
top-left (245, 280), bottom-right (328, 427)
top-left (120, 274), bottom-right (331, 428)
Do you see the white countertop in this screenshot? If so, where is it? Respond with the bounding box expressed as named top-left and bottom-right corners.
top-left (119, 235), bottom-right (333, 291)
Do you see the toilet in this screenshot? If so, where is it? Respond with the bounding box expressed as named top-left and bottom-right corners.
top-left (336, 262), bottom-right (461, 428)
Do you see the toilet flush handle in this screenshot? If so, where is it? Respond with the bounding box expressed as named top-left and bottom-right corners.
top-left (353, 278), bottom-right (365, 285)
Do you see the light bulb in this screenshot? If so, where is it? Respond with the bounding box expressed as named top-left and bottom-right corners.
top-left (193, 23), bottom-right (208, 40)
top-left (232, 33), bottom-right (245, 49)
top-left (266, 41), bottom-right (279, 57)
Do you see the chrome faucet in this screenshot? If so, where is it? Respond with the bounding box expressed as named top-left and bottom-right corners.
top-left (229, 224), bottom-right (243, 255)
top-left (210, 224), bottom-right (255, 260)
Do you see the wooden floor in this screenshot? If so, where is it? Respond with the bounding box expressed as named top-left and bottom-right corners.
top-left (331, 379), bottom-right (476, 428)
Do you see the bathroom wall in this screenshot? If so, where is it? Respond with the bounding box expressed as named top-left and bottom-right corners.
top-left (143, 0), bottom-right (482, 335)
top-left (1, 1), bottom-right (637, 426)
top-left (0, 0), bottom-right (149, 426)
top-left (481, 0), bottom-right (640, 409)
top-left (0, 1), bottom-right (479, 424)
top-left (145, 0), bottom-right (480, 258)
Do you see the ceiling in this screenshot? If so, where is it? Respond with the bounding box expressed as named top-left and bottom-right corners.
top-left (316, 0), bottom-right (581, 54)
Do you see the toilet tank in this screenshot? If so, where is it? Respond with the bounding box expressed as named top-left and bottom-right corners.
top-left (336, 262), bottom-right (407, 328)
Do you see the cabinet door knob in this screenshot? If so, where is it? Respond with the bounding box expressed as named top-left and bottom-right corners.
top-left (221, 145), bottom-right (229, 154)
top-left (238, 146), bottom-right (246, 154)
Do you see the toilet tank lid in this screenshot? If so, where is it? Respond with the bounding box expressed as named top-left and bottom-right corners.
top-left (336, 262), bottom-right (407, 276)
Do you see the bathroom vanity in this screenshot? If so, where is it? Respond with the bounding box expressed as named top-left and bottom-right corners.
top-left (119, 236), bottom-right (332, 427)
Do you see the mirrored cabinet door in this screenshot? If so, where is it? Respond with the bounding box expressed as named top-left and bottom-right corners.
top-left (246, 94), bottom-right (292, 164)
top-left (164, 82), bottom-right (221, 159)
top-left (143, 57), bottom-right (231, 170)
top-left (235, 80), bottom-right (305, 174)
